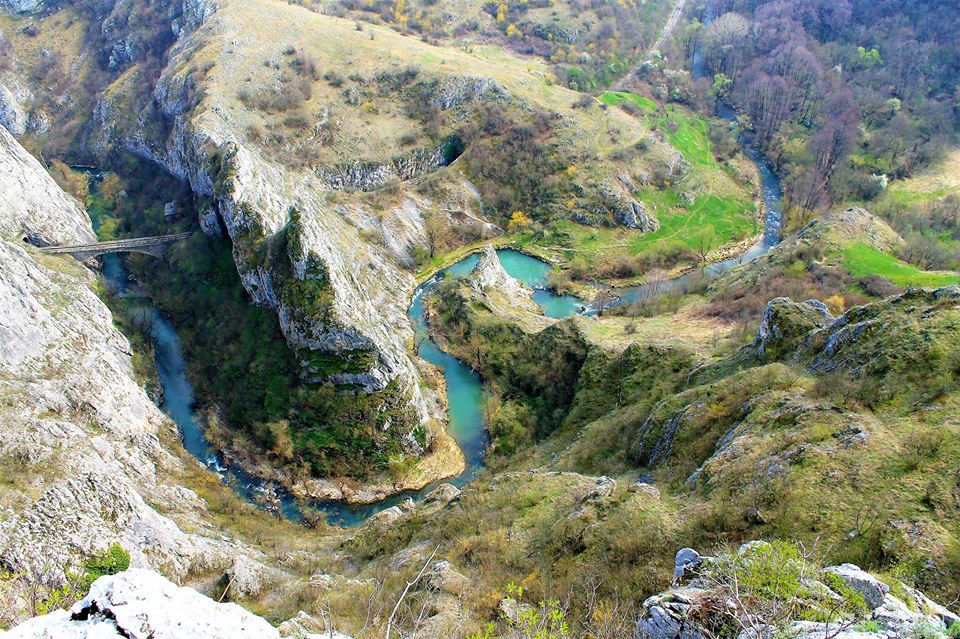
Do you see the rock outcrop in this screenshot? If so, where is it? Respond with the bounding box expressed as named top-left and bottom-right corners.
top-left (466, 245), bottom-right (545, 320)
top-left (0, 0), bottom-right (43, 13)
top-left (428, 75), bottom-right (510, 110)
top-left (0, 126), bottom-right (256, 620)
top-left (315, 145), bottom-right (447, 192)
top-left (636, 543), bottom-right (959, 639)
top-left (598, 180), bottom-right (660, 232)
top-left (0, 83), bottom-right (28, 137)
top-left (99, 27), bottom-right (443, 426)
top-left (5, 569), bottom-right (354, 639)
top-left (0, 127), bottom-right (95, 245)
top-left (755, 297), bottom-right (833, 358)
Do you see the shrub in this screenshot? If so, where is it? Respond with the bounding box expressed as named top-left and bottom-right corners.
top-left (912, 620), bottom-right (947, 639)
top-left (469, 583), bottom-right (570, 639)
top-left (858, 275), bottom-right (901, 298)
top-left (80, 543), bottom-right (131, 591)
top-left (693, 541), bottom-right (867, 637)
top-left (572, 93), bottom-right (594, 109)
top-left (903, 428), bottom-right (946, 470)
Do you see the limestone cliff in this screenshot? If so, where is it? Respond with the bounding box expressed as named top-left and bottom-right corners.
top-left (6, 569), bottom-right (356, 638)
top-left (0, 127), bottom-right (95, 245)
top-left (86, 0), bottom-right (443, 425)
top-left (0, 122), bottom-right (260, 621)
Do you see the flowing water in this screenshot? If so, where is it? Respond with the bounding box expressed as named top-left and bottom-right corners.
top-left (90, 13), bottom-right (785, 523)
top-left (94, 198), bottom-right (583, 525)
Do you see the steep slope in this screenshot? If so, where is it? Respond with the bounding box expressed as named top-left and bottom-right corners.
top-left (0, 0), bottom-right (761, 485)
top-left (79, 0), bottom-right (698, 475)
top-left (0, 127), bottom-right (95, 245)
top-left (0, 125), bottom-right (293, 624)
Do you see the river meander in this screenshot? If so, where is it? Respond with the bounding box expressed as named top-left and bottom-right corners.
top-left (93, 76), bottom-right (784, 527)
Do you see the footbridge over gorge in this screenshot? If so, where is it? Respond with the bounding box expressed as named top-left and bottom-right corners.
top-left (39, 232), bottom-right (193, 260)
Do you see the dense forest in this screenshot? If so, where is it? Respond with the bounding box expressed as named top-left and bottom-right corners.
top-left (683, 1), bottom-right (957, 203)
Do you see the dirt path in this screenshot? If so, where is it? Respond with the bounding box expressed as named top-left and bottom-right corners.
top-left (612, 0), bottom-right (688, 91)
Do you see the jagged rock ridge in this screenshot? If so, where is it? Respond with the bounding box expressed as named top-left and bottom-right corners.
top-left (637, 542), bottom-right (960, 639)
top-left (5, 569), bottom-right (356, 638)
top-left (0, 121), bottom-right (262, 621)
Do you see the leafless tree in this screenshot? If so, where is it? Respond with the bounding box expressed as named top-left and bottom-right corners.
top-left (385, 546), bottom-right (439, 639)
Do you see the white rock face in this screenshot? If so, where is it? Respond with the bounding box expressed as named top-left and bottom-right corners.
top-left (823, 563), bottom-right (891, 610)
top-left (0, 84), bottom-right (27, 136)
top-left (0, 0), bottom-right (44, 13)
top-left (0, 127), bottom-right (95, 245)
top-left (467, 245), bottom-right (543, 318)
top-left (469, 245), bottom-right (535, 301)
top-left (4, 569), bottom-right (289, 639)
top-left (0, 128), bottom-right (255, 616)
top-left (93, 50), bottom-right (439, 420)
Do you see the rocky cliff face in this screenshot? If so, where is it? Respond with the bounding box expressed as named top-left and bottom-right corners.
top-left (637, 542), bottom-right (959, 639)
top-left (468, 245), bottom-right (537, 306)
top-left (84, 2), bottom-right (440, 426)
top-left (0, 123), bottom-right (261, 621)
top-left (5, 569), bottom-right (356, 638)
top-left (0, 127), bottom-right (95, 245)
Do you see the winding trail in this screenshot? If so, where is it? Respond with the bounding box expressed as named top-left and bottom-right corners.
top-left (612, 0), bottom-right (687, 90)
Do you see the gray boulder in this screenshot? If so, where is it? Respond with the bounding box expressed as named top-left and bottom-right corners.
top-left (780, 621), bottom-right (884, 639)
top-left (425, 483), bottom-right (462, 505)
top-left (674, 548), bottom-right (702, 581)
top-left (755, 297), bottom-right (834, 357)
top-left (636, 589), bottom-right (706, 639)
top-left (599, 182), bottom-right (659, 232)
top-left (224, 555), bottom-right (267, 598)
top-left (0, 0), bottom-right (44, 13)
top-left (823, 564), bottom-right (890, 610)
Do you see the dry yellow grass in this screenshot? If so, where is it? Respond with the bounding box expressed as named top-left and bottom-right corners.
top-left (575, 298), bottom-right (737, 352)
top-left (170, 0), bottom-right (658, 167)
top-left (887, 147), bottom-right (960, 204)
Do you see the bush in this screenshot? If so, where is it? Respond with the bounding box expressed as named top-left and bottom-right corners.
top-left (694, 542), bottom-right (867, 637)
top-left (572, 93), bottom-right (594, 109)
top-left (912, 620), bottom-right (947, 639)
top-left (80, 543), bottom-right (130, 591)
top-left (858, 275), bottom-right (901, 298)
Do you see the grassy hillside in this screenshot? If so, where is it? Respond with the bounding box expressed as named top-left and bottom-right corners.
top-left (313, 0), bottom-right (673, 91)
top-left (156, 2), bottom-right (757, 264)
top-left (341, 213), bottom-right (960, 636)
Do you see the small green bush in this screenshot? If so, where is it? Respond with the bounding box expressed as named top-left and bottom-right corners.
top-left (912, 620), bottom-right (947, 639)
top-left (80, 543), bottom-right (130, 591)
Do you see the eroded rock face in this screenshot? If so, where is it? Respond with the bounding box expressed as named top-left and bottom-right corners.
top-left (468, 245), bottom-right (541, 315)
top-left (0, 84), bottom-right (28, 136)
top-left (428, 74), bottom-right (510, 109)
top-left (824, 564), bottom-right (890, 610)
top-left (113, 70), bottom-right (439, 426)
top-left (0, 128), bottom-right (254, 618)
top-left (598, 180), bottom-right (659, 232)
top-left (634, 544), bottom-right (957, 639)
top-left (0, 127), bottom-right (95, 245)
top-left (755, 297), bottom-right (833, 358)
top-left (314, 145), bottom-right (446, 191)
top-left (5, 570), bottom-right (292, 639)
top-left (0, 0), bottom-right (43, 13)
